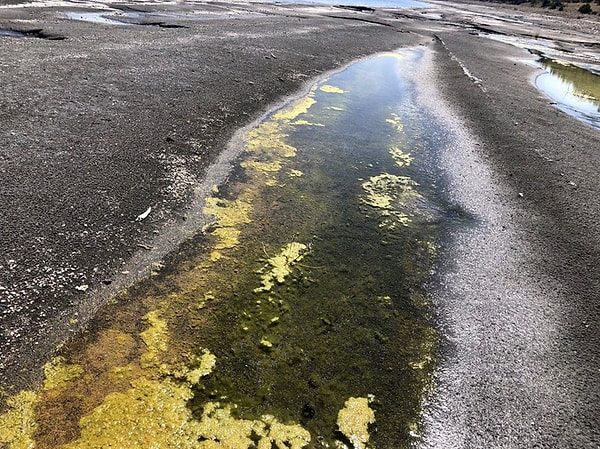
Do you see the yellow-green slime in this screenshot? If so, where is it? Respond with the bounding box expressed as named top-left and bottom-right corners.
top-left (320, 85), bottom-right (347, 94)
top-left (336, 396), bottom-right (376, 449)
top-left (0, 390), bottom-right (38, 449)
top-left (255, 242), bottom-right (308, 292)
top-left (389, 146), bottom-right (413, 168)
top-left (361, 173), bottom-right (422, 228)
top-left (42, 357), bottom-right (84, 391)
top-left (203, 197), bottom-right (253, 250)
top-left (385, 112), bottom-right (403, 132)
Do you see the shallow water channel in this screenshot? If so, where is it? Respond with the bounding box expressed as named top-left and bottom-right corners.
top-left (0, 49), bottom-right (457, 448)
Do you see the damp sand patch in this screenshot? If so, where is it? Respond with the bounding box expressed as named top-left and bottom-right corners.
top-left (0, 49), bottom-right (455, 449)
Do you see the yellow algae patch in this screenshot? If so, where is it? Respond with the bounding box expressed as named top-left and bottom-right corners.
top-left (273, 92), bottom-right (316, 122)
top-left (362, 173), bottom-right (416, 208)
top-left (255, 242), bottom-right (308, 292)
top-left (289, 169), bottom-right (304, 178)
top-left (260, 338), bottom-right (274, 348)
top-left (58, 339), bottom-right (309, 449)
top-left (197, 403), bottom-right (311, 449)
top-left (63, 349), bottom-right (218, 448)
top-left (246, 122), bottom-right (297, 159)
top-left (140, 310), bottom-right (168, 369)
top-left (196, 402), bottom-right (261, 448)
top-left (212, 227), bottom-right (242, 250)
top-left (390, 146), bottom-right (413, 168)
top-left (204, 198), bottom-right (252, 228)
top-left (241, 160), bottom-right (283, 173)
top-left (62, 377), bottom-right (199, 449)
top-left (184, 349), bottom-right (217, 385)
top-left (43, 356), bottom-right (84, 391)
top-left (203, 197), bottom-right (252, 250)
top-left (385, 112), bottom-right (403, 132)
top-left (361, 173), bottom-right (421, 228)
top-left (320, 84), bottom-right (347, 94)
top-left (291, 120), bottom-right (325, 127)
top-left (377, 295), bottom-right (393, 306)
top-left (336, 397), bottom-right (375, 449)
top-left (0, 390), bottom-right (38, 449)
top-left (241, 88), bottom-right (317, 188)
top-left (260, 414), bottom-right (311, 449)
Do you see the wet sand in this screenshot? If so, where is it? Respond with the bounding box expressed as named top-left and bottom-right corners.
top-left (1, 0), bottom-right (599, 446)
top-left (417, 37), bottom-right (600, 447)
top-left (417, 8), bottom-right (600, 446)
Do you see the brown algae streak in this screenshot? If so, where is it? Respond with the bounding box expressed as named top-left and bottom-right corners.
top-left (0, 49), bottom-right (447, 448)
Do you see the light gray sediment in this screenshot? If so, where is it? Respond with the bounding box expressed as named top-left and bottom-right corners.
top-left (417, 52), bottom-right (576, 447)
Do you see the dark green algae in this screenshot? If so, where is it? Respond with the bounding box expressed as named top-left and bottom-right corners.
top-left (1, 49), bottom-right (456, 448)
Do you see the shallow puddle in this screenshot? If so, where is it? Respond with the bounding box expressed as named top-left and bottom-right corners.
top-left (0, 28), bottom-right (63, 39)
top-left (0, 49), bottom-right (456, 448)
top-left (0, 28), bottom-right (28, 37)
top-left (535, 57), bottom-right (600, 130)
top-left (64, 12), bottom-right (134, 26)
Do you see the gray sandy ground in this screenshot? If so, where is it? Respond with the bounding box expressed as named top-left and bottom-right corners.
top-left (0, 0), bottom-right (599, 447)
top-left (415, 40), bottom-right (600, 448)
top-left (406, 7), bottom-right (600, 446)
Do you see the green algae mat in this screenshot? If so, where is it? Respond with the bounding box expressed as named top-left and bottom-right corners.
top-left (0, 48), bottom-right (452, 449)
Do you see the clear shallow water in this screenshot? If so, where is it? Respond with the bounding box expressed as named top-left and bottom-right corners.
top-left (535, 58), bottom-right (600, 131)
top-left (0, 49), bottom-right (457, 448)
top-left (0, 28), bottom-right (27, 37)
top-left (64, 11), bottom-right (133, 25)
top-left (192, 49), bottom-right (450, 446)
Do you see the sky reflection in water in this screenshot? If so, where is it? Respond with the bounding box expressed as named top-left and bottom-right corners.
top-left (535, 58), bottom-right (600, 131)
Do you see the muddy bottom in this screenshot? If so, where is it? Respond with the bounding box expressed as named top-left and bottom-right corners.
top-left (0, 49), bottom-right (457, 449)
